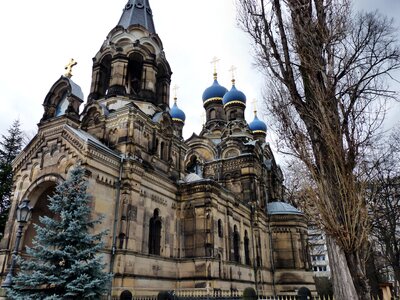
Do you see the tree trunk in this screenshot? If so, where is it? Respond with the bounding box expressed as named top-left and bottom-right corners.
top-left (346, 250), bottom-right (371, 300)
top-left (393, 266), bottom-right (400, 296)
top-left (326, 236), bottom-right (359, 300)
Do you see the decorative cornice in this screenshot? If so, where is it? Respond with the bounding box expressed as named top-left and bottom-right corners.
top-left (252, 130), bottom-right (266, 134)
top-left (203, 97), bottom-right (223, 106)
top-left (62, 130), bottom-right (85, 152)
top-left (172, 118), bottom-right (184, 124)
top-left (13, 135), bottom-right (44, 172)
top-left (224, 101), bottom-right (246, 108)
top-left (87, 148), bottom-right (120, 169)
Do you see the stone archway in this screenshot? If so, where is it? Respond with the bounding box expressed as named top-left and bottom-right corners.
top-left (297, 286), bottom-right (312, 300)
top-left (120, 290), bottom-right (133, 300)
top-left (21, 175), bottom-right (63, 250)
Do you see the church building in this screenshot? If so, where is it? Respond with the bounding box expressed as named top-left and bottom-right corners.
top-left (0, 0), bottom-right (315, 298)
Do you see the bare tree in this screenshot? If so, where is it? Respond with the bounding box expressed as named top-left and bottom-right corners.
top-left (366, 126), bottom-right (400, 294)
top-left (236, 0), bottom-right (400, 299)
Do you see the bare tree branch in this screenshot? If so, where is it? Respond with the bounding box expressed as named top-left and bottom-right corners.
top-left (237, 0), bottom-right (400, 299)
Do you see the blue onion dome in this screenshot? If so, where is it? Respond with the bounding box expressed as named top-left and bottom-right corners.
top-left (222, 80), bottom-right (246, 108)
top-left (249, 113), bottom-right (267, 134)
top-left (202, 74), bottom-right (228, 106)
top-left (170, 100), bottom-right (186, 124)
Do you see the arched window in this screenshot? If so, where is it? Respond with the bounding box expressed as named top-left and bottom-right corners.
top-left (23, 183), bottom-right (57, 249)
top-left (233, 225), bottom-right (240, 263)
top-left (120, 290), bottom-right (133, 300)
top-left (218, 219), bottom-right (223, 238)
top-left (126, 53), bottom-right (143, 95)
top-left (118, 233), bottom-right (126, 249)
top-left (156, 63), bottom-right (169, 106)
top-left (160, 141), bottom-right (167, 160)
top-left (229, 110), bottom-right (237, 121)
top-left (149, 209), bottom-right (162, 255)
top-left (209, 108), bottom-right (216, 120)
top-left (98, 55), bottom-right (112, 98)
top-left (186, 155), bottom-right (201, 175)
top-left (244, 230), bottom-right (250, 265)
top-left (55, 92), bottom-right (68, 117)
top-left (153, 138), bottom-right (159, 155)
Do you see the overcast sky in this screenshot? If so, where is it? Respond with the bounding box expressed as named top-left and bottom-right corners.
top-left (0, 0), bottom-right (399, 166)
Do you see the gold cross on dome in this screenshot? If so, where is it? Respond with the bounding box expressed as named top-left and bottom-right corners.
top-left (173, 84), bottom-right (179, 102)
top-left (64, 58), bottom-right (77, 78)
top-left (229, 65), bottom-right (237, 81)
top-left (210, 56), bottom-right (220, 74)
top-left (252, 99), bottom-right (258, 114)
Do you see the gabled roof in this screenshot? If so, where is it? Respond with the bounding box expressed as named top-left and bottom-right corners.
top-left (66, 125), bottom-right (120, 158)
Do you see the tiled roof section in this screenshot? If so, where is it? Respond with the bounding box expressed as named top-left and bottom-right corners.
top-left (68, 78), bottom-right (84, 100)
top-left (118, 0), bottom-right (155, 33)
top-left (66, 125), bottom-right (120, 158)
top-left (267, 201), bottom-right (303, 215)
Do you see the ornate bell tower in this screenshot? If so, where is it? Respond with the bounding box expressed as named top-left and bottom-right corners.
top-left (87, 0), bottom-right (172, 110)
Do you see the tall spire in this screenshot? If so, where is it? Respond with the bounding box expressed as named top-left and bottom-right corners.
top-left (118, 0), bottom-right (156, 33)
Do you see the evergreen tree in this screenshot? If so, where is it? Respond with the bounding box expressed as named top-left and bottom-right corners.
top-left (0, 120), bottom-right (23, 237)
top-left (7, 165), bottom-right (112, 300)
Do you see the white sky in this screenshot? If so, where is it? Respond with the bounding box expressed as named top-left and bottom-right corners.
top-left (0, 0), bottom-right (399, 166)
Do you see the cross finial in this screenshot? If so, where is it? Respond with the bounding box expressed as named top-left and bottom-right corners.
top-left (173, 84), bottom-right (179, 103)
top-left (64, 58), bottom-right (77, 78)
top-left (229, 65), bottom-right (237, 84)
top-left (252, 99), bottom-right (258, 115)
top-left (210, 56), bottom-right (220, 79)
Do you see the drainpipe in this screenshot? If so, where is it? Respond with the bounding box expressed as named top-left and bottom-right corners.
top-left (250, 203), bottom-right (259, 296)
top-left (267, 217), bottom-right (277, 297)
top-left (109, 154), bottom-right (124, 299)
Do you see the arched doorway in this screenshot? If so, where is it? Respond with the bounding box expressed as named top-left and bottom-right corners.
top-left (21, 178), bottom-right (61, 250)
top-left (297, 287), bottom-right (312, 300)
top-left (120, 290), bottom-right (133, 300)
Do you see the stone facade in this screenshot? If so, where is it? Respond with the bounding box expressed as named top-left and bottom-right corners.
top-left (0, 0), bottom-right (315, 298)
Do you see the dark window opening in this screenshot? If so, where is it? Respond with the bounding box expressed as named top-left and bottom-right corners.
top-left (98, 55), bottom-right (112, 98)
top-left (120, 290), bottom-right (133, 300)
top-left (233, 225), bottom-right (240, 263)
top-left (244, 230), bottom-right (250, 265)
top-left (156, 64), bottom-right (169, 106)
top-left (209, 108), bottom-right (216, 120)
top-left (186, 155), bottom-right (201, 175)
top-left (126, 53), bottom-right (143, 95)
top-left (118, 233), bottom-right (126, 249)
top-left (160, 141), bottom-right (167, 160)
top-left (149, 209), bottom-right (162, 255)
top-left (229, 110), bottom-right (237, 121)
top-left (218, 219), bottom-right (223, 238)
